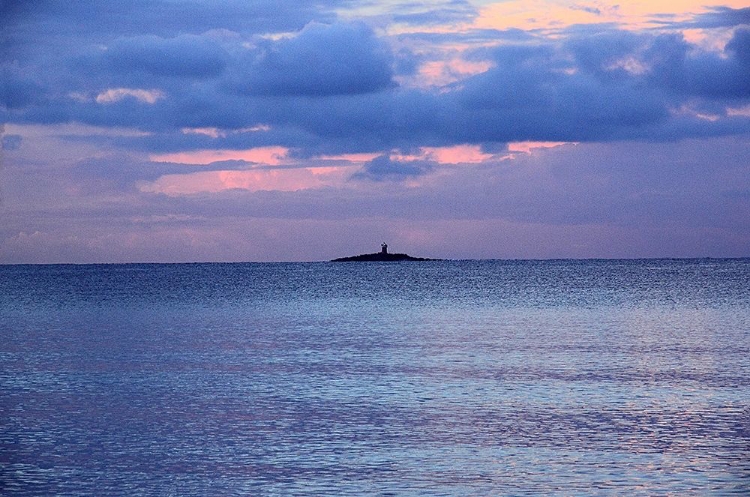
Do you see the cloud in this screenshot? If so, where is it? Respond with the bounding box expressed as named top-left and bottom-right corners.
top-left (727, 27), bottom-right (750, 64)
top-left (643, 29), bottom-right (750, 99)
top-left (672, 6), bottom-right (750, 29)
top-left (1, 0), bottom-right (344, 40)
top-left (447, 43), bottom-right (672, 142)
top-left (68, 152), bottom-right (252, 195)
top-left (391, 0), bottom-right (477, 26)
top-left (1, 1), bottom-right (347, 112)
top-left (95, 88), bottom-right (166, 104)
top-left (0, 70), bottom-right (43, 110)
top-left (137, 166), bottom-right (341, 195)
top-left (5, 6), bottom-right (750, 154)
top-left (233, 22), bottom-right (395, 96)
top-left (4, 125), bottom-right (748, 262)
top-left (98, 34), bottom-right (228, 78)
top-left (353, 154), bottom-right (434, 181)
top-left (151, 146), bottom-right (289, 165)
top-left (2, 134), bottom-right (22, 151)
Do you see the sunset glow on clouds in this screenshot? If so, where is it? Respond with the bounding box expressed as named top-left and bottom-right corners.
top-left (1, 0), bottom-right (749, 262)
top-left (138, 167), bottom-right (337, 195)
top-left (151, 146), bottom-right (290, 166)
top-left (474, 0), bottom-right (750, 32)
top-left (145, 145), bottom-right (498, 195)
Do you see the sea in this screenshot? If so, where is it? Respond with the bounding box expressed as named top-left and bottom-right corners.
top-left (1, 259), bottom-right (749, 495)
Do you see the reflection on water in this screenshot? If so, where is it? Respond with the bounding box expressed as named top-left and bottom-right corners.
top-left (1, 260), bottom-right (749, 495)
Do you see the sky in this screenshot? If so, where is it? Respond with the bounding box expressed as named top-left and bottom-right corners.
top-left (1, 0), bottom-right (749, 263)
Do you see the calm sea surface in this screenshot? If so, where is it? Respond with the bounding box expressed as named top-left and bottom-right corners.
top-left (1, 259), bottom-right (749, 495)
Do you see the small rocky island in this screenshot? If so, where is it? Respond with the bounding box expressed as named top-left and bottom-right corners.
top-left (332, 243), bottom-right (436, 262)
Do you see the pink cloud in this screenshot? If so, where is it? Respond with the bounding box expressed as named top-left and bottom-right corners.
top-left (387, 145), bottom-right (494, 164)
top-left (507, 141), bottom-right (572, 154)
top-left (315, 152), bottom-right (380, 163)
top-left (423, 145), bottom-right (494, 164)
top-left (403, 59), bottom-right (494, 89)
top-left (139, 165), bottom-right (350, 195)
top-left (151, 146), bottom-right (289, 165)
top-left (727, 105), bottom-right (750, 117)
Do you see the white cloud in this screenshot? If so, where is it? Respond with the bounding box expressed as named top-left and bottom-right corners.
top-left (95, 88), bottom-right (166, 104)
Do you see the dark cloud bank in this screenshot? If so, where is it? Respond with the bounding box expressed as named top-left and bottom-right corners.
top-left (3, 4), bottom-right (749, 154)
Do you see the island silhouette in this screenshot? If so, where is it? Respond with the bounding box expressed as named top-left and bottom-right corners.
top-left (331, 243), bottom-right (436, 262)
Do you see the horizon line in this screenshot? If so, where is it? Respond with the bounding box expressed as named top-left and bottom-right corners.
top-left (2, 256), bottom-right (749, 267)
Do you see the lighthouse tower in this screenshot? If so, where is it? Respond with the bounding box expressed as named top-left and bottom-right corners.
top-left (381, 243), bottom-right (388, 254)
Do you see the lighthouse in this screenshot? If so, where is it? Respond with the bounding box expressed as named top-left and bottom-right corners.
top-left (381, 243), bottom-right (388, 254)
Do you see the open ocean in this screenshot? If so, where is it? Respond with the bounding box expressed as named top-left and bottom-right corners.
top-left (1, 259), bottom-right (749, 495)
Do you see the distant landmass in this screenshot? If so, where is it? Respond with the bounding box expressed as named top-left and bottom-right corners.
top-left (331, 243), bottom-right (436, 262)
top-left (331, 252), bottom-right (434, 262)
